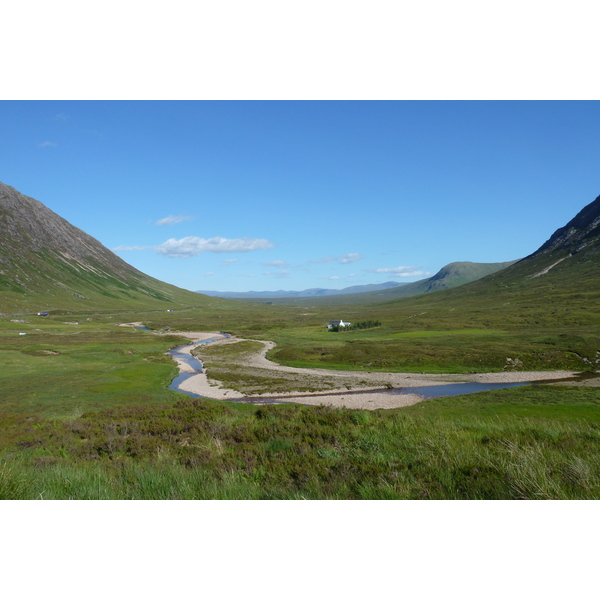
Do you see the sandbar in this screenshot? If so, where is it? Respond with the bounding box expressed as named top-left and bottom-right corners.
top-left (165, 331), bottom-right (586, 410)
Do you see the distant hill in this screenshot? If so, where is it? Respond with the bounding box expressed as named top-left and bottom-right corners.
top-left (197, 281), bottom-right (404, 299)
top-left (236, 260), bottom-right (518, 305)
top-left (368, 260), bottom-right (519, 300)
top-left (0, 182), bottom-right (212, 313)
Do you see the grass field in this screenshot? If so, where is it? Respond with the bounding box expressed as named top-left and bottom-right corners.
top-left (2, 386), bottom-right (599, 499)
top-left (1, 273), bottom-right (599, 500)
top-left (0, 317), bottom-right (190, 417)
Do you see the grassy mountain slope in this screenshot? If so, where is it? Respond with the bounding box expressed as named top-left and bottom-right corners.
top-left (0, 182), bottom-right (216, 313)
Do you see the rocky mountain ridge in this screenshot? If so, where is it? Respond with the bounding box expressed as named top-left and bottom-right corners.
top-left (0, 182), bottom-right (144, 280)
top-left (531, 193), bottom-right (600, 257)
top-left (0, 182), bottom-right (207, 312)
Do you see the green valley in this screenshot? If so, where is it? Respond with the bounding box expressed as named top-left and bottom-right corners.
top-left (1, 183), bottom-right (600, 499)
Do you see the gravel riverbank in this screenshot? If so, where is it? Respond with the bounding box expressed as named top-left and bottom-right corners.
top-left (164, 331), bottom-right (586, 410)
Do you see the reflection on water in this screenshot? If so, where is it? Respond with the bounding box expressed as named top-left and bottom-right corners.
top-left (167, 338), bottom-right (215, 397)
top-left (391, 381), bottom-right (530, 398)
top-left (169, 371), bottom-right (200, 396)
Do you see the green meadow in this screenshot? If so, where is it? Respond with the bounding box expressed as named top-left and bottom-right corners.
top-left (1, 295), bottom-right (599, 499)
top-left (0, 320), bottom-right (187, 418)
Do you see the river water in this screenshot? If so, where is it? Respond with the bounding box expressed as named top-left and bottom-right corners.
top-left (166, 338), bottom-right (598, 404)
top-left (167, 337), bottom-right (218, 397)
top-left (386, 381), bottom-right (530, 398)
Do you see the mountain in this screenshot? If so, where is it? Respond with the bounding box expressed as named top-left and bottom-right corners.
top-left (363, 193), bottom-right (600, 310)
top-left (527, 194), bottom-right (600, 260)
top-left (0, 182), bottom-right (210, 313)
top-left (366, 260), bottom-right (519, 300)
top-left (385, 192), bottom-right (600, 329)
top-left (486, 192), bottom-right (600, 284)
top-left (197, 281), bottom-right (404, 299)
top-left (239, 260), bottom-right (518, 305)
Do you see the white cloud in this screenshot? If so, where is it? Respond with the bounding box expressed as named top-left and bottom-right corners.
top-left (310, 256), bottom-right (336, 264)
top-left (328, 275), bottom-right (341, 280)
top-left (339, 253), bottom-right (364, 264)
top-left (156, 215), bottom-right (194, 226)
top-left (156, 236), bottom-right (274, 258)
top-left (367, 266), bottom-right (430, 277)
top-left (38, 141), bottom-right (57, 148)
top-left (204, 272), bottom-right (214, 276)
top-left (114, 236), bottom-right (274, 258)
top-left (222, 259), bottom-right (239, 266)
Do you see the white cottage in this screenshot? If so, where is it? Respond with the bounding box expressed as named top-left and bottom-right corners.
top-left (327, 319), bottom-right (351, 330)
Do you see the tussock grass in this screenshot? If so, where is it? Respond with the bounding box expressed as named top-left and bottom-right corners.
top-left (2, 386), bottom-right (600, 499)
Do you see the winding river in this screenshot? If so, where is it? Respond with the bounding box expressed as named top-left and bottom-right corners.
top-left (166, 337), bottom-right (290, 405)
top-left (165, 334), bottom-right (599, 405)
top-left (166, 337), bottom-right (219, 397)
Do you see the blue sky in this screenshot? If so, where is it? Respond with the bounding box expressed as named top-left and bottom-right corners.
top-left (2, 100), bottom-right (600, 292)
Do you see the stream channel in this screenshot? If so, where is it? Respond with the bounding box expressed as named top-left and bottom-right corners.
top-left (166, 336), bottom-right (600, 405)
top-left (167, 337), bottom-right (220, 396)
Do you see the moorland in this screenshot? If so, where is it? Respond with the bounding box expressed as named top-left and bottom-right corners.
top-left (1, 288), bottom-right (599, 500)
